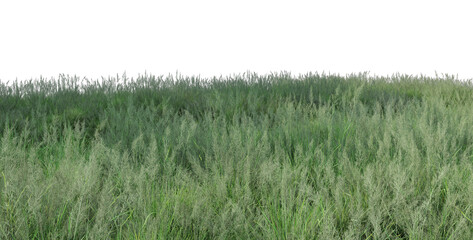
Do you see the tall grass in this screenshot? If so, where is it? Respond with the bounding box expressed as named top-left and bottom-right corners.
top-left (1, 72), bottom-right (473, 239)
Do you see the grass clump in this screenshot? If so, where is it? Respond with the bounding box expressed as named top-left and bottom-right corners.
top-left (1, 71), bottom-right (473, 239)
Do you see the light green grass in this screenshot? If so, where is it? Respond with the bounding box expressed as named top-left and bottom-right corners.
top-left (1, 72), bottom-right (473, 239)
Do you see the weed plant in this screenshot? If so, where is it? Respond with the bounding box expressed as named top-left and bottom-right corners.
top-left (1, 72), bottom-right (473, 239)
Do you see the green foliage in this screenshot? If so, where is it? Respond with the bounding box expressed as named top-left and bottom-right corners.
top-left (1, 72), bottom-right (473, 238)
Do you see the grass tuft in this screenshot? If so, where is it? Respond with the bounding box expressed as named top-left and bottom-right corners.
top-left (1, 71), bottom-right (473, 238)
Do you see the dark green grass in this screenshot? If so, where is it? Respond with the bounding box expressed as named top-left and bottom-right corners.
top-left (1, 72), bottom-right (473, 239)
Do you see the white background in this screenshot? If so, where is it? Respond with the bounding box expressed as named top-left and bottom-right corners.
top-left (1, 0), bottom-right (472, 84)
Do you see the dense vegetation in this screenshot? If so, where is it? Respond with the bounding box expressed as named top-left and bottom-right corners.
top-left (1, 72), bottom-right (473, 239)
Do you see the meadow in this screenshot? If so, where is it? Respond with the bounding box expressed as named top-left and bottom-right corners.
top-left (1, 71), bottom-right (473, 239)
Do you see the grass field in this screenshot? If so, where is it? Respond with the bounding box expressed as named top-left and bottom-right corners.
top-left (1, 72), bottom-right (473, 239)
